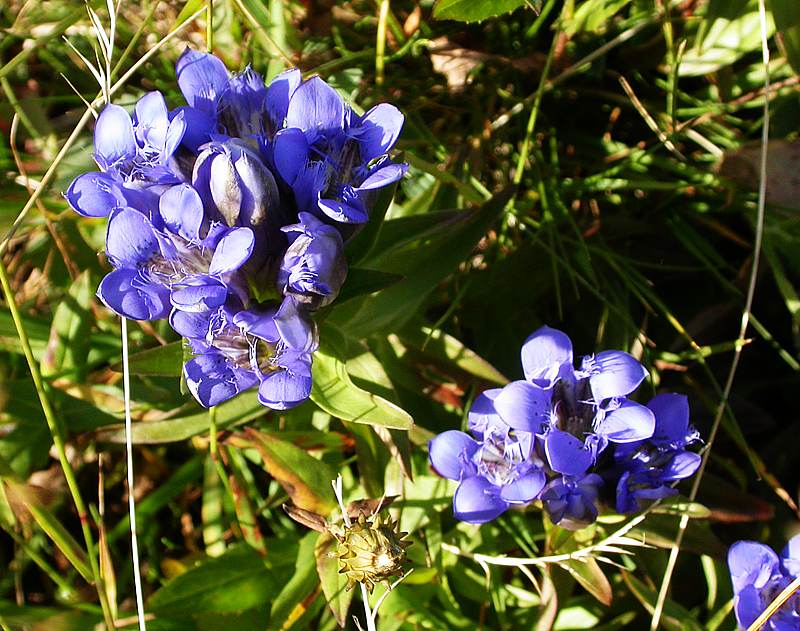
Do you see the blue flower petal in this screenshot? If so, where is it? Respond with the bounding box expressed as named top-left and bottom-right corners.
top-left (520, 325), bottom-right (573, 386)
top-left (728, 540), bottom-right (779, 594)
top-left (500, 470), bottom-right (545, 504)
top-left (493, 380), bottom-right (551, 433)
top-left (544, 428), bottom-right (593, 476)
top-left (587, 350), bottom-right (647, 402)
top-left (266, 68), bottom-right (301, 130)
top-left (185, 352), bottom-right (258, 408)
top-left (428, 430), bottom-right (478, 481)
top-left (208, 227), bottom-right (254, 275)
top-left (176, 48), bottom-right (229, 114)
top-left (286, 76), bottom-right (345, 136)
top-left (94, 104), bottom-right (136, 170)
top-left (97, 269), bottom-right (170, 321)
top-left (453, 476), bottom-right (508, 524)
top-left (258, 365), bottom-right (312, 410)
top-left (357, 103), bottom-right (404, 162)
top-left (65, 172), bottom-right (126, 218)
top-left (159, 184), bottom-right (204, 241)
top-left (597, 400), bottom-right (655, 443)
top-left (648, 393), bottom-right (691, 446)
top-left (105, 208), bottom-right (160, 268)
top-left (357, 163), bottom-right (407, 191)
top-left (170, 282), bottom-right (228, 313)
top-left (661, 451), bottom-right (701, 481)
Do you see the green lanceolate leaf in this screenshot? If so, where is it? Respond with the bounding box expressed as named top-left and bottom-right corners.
top-left (3, 480), bottom-right (92, 582)
top-left (148, 545), bottom-right (278, 617)
top-left (40, 270), bottom-right (93, 379)
top-left (335, 268), bottom-right (403, 305)
top-left (227, 428), bottom-right (337, 515)
top-left (110, 340), bottom-right (183, 376)
top-left (268, 531), bottom-right (322, 631)
top-left (315, 530), bottom-right (354, 627)
top-left (397, 321), bottom-right (508, 385)
top-left (559, 557), bottom-right (613, 606)
top-left (95, 391), bottom-right (265, 444)
top-left (433, 0), bottom-right (528, 23)
top-left (329, 189), bottom-right (513, 338)
top-left (310, 337), bottom-right (414, 431)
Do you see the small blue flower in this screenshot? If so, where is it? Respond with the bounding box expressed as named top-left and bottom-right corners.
top-left (613, 393), bottom-right (701, 514)
top-left (97, 183), bottom-right (254, 320)
top-left (278, 212), bottom-right (347, 309)
top-left (540, 473), bottom-right (603, 531)
top-left (728, 535), bottom-right (800, 630)
top-left (429, 417), bottom-right (546, 525)
top-left (176, 295), bottom-right (317, 409)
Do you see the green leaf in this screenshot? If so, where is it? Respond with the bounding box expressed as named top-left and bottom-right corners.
top-left (110, 340), bottom-right (183, 376)
top-left (227, 428), bottom-right (337, 515)
top-left (4, 480), bottom-right (93, 582)
top-left (148, 545), bottom-right (279, 617)
top-left (680, 0), bottom-right (775, 76)
top-left (268, 531), bottom-right (322, 631)
top-left (310, 336), bottom-right (415, 431)
top-left (40, 270), bottom-right (93, 378)
top-left (397, 321), bottom-right (508, 385)
top-left (335, 268), bottom-right (403, 305)
top-left (433, 0), bottom-right (528, 24)
top-left (772, 0), bottom-right (800, 73)
top-left (315, 531), bottom-right (354, 627)
top-left (559, 558), bottom-right (612, 606)
top-left (95, 390), bottom-right (266, 444)
top-left (329, 189), bottom-right (512, 338)
top-left (649, 497), bottom-right (712, 519)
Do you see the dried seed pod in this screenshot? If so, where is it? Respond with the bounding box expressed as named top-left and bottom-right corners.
top-left (334, 512), bottom-right (411, 593)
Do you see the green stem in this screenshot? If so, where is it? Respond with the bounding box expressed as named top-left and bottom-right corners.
top-left (513, 13), bottom-right (562, 186)
top-left (375, 0), bottom-right (390, 87)
top-left (0, 258), bottom-right (114, 630)
top-left (206, 0), bottom-right (213, 52)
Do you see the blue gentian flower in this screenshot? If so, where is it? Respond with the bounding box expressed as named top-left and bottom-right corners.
top-left (614, 393), bottom-right (701, 513)
top-left (273, 76), bottom-right (407, 224)
top-left (278, 212), bottom-right (347, 309)
top-left (67, 49), bottom-right (406, 412)
top-left (540, 473), bottom-right (603, 531)
top-left (429, 326), bottom-right (691, 530)
top-left (493, 326), bottom-right (655, 477)
top-left (174, 296), bottom-right (317, 409)
top-left (429, 418), bottom-right (546, 524)
top-left (97, 183), bottom-right (254, 320)
top-left (728, 535), bottom-right (800, 630)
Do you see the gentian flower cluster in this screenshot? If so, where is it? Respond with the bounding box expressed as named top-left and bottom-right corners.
top-left (429, 326), bottom-right (701, 529)
top-left (66, 49), bottom-right (406, 410)
top-left (728, 535), bottom-right (800, 630)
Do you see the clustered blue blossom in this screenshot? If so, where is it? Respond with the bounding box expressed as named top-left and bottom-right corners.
top-left (429, 326), bottom-right (702, 529)
top-left (66, 49), bottom-right (406, 410)
top-left (728, 535), bottom-right (800, 630)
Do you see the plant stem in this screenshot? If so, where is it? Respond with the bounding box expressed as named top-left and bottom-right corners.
top-left (0, 257), bottom-right (115, 629)
top-left (206, 0), bottom-right (213, 52)
top-left (121, 318), bottom-right (147, 631)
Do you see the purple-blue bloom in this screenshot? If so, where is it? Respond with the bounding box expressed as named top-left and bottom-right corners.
top-left (728, 535), bottom-right (800, 630)
top-left (613, 393), bottom-right (701, 514)
top-left (67, 49), bottom-right (405, 412)
top-left (428, 418), bottom-right (545, 524)
top-left (429, 326), bottom-right (699, 530)
top-left (278, 212), bottom-right (347, 309)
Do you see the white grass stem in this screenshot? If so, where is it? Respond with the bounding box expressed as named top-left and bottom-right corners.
top-left (649, 1), bottom-right (772, 628)
top-left (122, 318), bottom-right (146, 631)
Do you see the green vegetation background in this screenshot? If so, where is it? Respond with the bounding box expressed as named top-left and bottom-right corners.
top-left (1, 0), bottom-right (800, 629)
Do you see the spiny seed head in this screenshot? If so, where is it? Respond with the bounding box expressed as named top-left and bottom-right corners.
top-left (335, 512), bottom-right (411, 593)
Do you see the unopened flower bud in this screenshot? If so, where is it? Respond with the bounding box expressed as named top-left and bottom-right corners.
top-left (193, 139), bottom-right (279, 228)
top-left (335, 513), bottom-right (410, 593)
